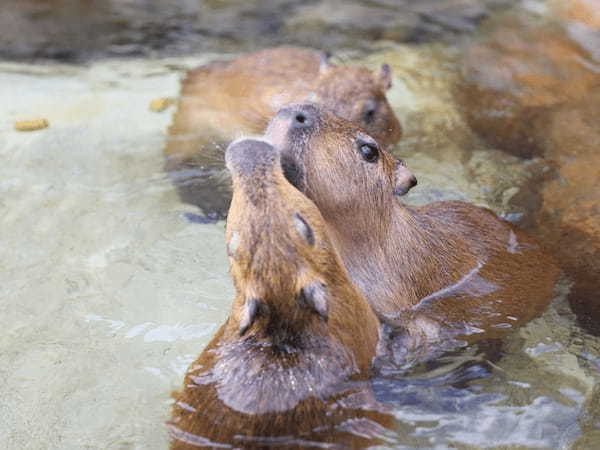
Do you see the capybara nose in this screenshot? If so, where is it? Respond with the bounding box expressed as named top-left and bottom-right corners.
top-left (276, 104), bottom-right (318, 129)
top-left (292, 111), bottom-right (311, 128)
top-left (409, 175), bottom-right (418, 189)
top-left (225, 138), bottom-right (277, 176)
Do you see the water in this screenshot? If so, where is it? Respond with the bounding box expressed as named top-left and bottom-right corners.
top-left (1, 0), bottom-right (600, 449)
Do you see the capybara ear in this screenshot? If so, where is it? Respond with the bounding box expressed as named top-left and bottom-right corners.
top-left (378, 64), bottom-right (392, 90)
top-left (300, 282), bottom-right (328, 320)
top-left (393, 159), bottom-right (417, 196)
top-left (319, 51), bottom-right (333, 73)
top-left (239, 297), bottom-right (260, 335)
top-left (294, 213), bottom-right (315, 246)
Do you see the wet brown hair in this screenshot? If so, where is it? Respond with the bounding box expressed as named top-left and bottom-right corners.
top-left (265, 104), bottom-right (559, 357)
top-left (169, 138), bottom-right (392, 448)
top-left (163, 47), bottom-right (403, 217)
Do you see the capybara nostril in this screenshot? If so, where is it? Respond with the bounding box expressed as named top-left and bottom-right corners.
top-left (291, 110), bottom-right (313, 129)
top-left (409, 175), bottom-right (418, 189)
top-left (274, 103), bottom-right (319, 129)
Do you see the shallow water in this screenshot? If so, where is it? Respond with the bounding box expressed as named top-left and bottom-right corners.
top-left (2, 0), bottom-right (600, 449)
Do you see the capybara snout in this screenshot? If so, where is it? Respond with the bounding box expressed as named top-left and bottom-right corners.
top-left (267, 103), bottom-right (322, 141)
top-left (225, 138), bottom-right (278, 178)
top-left (394, 159), bottom-right (418, 196)
top-left (288, 108), bottom-right (316, 130)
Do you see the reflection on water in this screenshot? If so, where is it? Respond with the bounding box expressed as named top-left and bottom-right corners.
top-left (375, 357), bottom-right (582, 449)
top-left (86, 314), bottom-right (218, 343)
top-left (1, 0), bottom-right (600, 448)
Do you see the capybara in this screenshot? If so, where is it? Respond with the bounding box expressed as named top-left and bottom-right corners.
top-left (164, 46), bottom-right (403, 219)
top-left (265, 103), bottom-right (560, 357)
top-left (455, 12), bottom-right (600, 158)
top-left (169, 139), bottom-right (394, 449)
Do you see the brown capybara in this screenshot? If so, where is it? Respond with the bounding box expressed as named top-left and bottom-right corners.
top-left (455, 11), bottom-right (600, 159)
top-left (164, 46), bottom-right (403, 220)
top-left (169, 139), bottom-right (394, 449)
top-left (265, 103), bottom-right (560, 358)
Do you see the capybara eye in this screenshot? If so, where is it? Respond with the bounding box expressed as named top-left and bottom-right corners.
top-left (294, 213), bottom-right (315, 246)
top-left (239, 297), bottom-right (260, 336)
top-left (299, 282), bottom-right (328, 320)
top-left (363, 107), bottom-right (376, 124)
top-left (359, 143), bottom-right (379, 163)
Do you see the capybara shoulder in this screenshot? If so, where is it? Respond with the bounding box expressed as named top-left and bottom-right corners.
top-left (169, 139), bottom-right (392, 449)
top-left (164, 46), bottom-right (403, 219)
top-left (265, 103), bottom-right (559, 357)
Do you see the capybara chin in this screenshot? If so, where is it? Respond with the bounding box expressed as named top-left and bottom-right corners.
top-left (164, 46), bottom-right (403, 219)
top-left (168, 139), bottom-right (393, 449)
top-left (265, 103), bottom-right (560, 357)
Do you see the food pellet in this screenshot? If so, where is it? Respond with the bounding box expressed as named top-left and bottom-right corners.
top-left (149, 97), bottom-right (175, 112)
top-left (15, 118), bottom-right (49, 132)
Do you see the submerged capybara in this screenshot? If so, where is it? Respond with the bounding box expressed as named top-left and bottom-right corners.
top-left (169, 139), bottom-right (394, 449)
top-left (164, 46), bottom-right (403, 219)
top-left (266, 103), bottom-right (560, 357)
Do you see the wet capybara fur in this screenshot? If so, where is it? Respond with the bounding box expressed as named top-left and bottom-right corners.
top-left (164, 47), bottom-right (403, 219)
top-left (266, 103), bottom-right (560, 360)
top-left (169, 139), bottom-right (394, 449)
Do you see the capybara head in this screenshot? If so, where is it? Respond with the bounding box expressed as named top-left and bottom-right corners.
top-left (225, 138), bottom-right (349, 335)
top-left (264, 103), bottom-right (416, 222)
top-left (316, 59), bottom-right (402, 149)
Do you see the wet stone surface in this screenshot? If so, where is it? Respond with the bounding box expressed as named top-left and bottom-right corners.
top-left (0, 0), bottom-right (516, 62)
